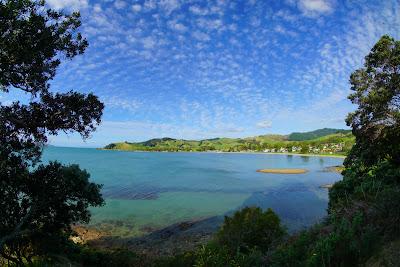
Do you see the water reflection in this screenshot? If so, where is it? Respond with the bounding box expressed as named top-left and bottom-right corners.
top-left (239, 183), bottom-right (327, 231)
top-left (300, 156), bottom-right (310, 163)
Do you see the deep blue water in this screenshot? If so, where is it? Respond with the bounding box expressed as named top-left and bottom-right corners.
top-left (42, 146), bottom-right (343, 236)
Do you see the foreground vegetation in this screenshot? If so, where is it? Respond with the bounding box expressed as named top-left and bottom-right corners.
top-left (103, 129), bottom-right (354, 155)
top-left (0, 1), bottom-right (104, 265)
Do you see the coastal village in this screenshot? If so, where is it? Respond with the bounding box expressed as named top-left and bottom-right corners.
top-left (262, 142), bottom-right (346, 154)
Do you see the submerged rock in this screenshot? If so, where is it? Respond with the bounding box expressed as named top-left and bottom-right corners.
top-left (80, 216), bottom-right (223, 257)
top-left (323, 166), bottom-right (344, 173)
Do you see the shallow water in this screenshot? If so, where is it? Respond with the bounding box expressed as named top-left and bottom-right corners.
top-left (42, 147), bottom-right (343, 236)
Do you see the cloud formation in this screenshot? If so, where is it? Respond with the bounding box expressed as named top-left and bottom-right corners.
top-left (297, 0), bottom-right (334, 16)
top-left (36, 0), bottom-right (400, 146)
top-left (256, 120), bottom-right (272, 129)
top-left (46, 0), bottom-right (88, 10)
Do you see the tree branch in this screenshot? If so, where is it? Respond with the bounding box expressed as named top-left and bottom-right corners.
top-left (0, 205), bottom-right (35, 252)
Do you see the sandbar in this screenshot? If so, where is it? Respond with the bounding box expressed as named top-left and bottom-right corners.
top-left (256, 168), bottom-right (308, 174)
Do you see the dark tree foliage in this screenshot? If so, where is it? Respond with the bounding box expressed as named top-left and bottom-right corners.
top-left (330, 35), bottom-right (400, 210)
top-left (0, 0), bottom-right (88, 94)
top-left (321, 35), bottom-right (400, 265)
top-left (0, 0), bottom-right (104, 264)
top-left (345, 35), bottom-right (400, 167)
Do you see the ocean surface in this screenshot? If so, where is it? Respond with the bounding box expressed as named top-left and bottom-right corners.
top-left (42, 146), bottom-right (343, 237)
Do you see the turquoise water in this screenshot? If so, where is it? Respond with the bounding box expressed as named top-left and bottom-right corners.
top-left (42, 147), bottom-right (343, 236)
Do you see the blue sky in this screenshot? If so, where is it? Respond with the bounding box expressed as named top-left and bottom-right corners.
top-left (4, 0), bottom-right (400, 147)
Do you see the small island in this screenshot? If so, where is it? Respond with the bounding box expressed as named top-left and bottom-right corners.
top-left (256, 168), bottom-right (308, 174)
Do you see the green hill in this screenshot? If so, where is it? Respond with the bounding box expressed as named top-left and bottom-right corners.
top-left (103, 129), bottom-right (354, 155)
top-left (288, 128), bottom-right (351, 141)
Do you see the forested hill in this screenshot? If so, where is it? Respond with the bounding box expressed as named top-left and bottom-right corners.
top-left (103, 128), bottom-right (354, 155)
top-left (288, 128), bottom-right (351, 141)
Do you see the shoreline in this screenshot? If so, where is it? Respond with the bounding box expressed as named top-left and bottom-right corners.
top-left (99, 148), bottom-right (346, 159)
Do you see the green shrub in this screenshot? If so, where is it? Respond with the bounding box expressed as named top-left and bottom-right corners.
top-left (152, 251), bottom-right (197, 267)
top-left (152, 244), bottom-right (263, 267)
top-left (66, 246), bottom-right (146, 267)
top-left (270, 212), bottom-right (382, 267)
top-left (194, 243), bottom-right (263, 267)
top-left (305, 212), bottom-right (380, 267)
top-left (270, 227), bottom-right (321, 267)
top-left (216, 207), bottom-right (286, 254)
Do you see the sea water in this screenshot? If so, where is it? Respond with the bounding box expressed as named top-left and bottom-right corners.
top-left (42, 146), bottom-right (343, 237)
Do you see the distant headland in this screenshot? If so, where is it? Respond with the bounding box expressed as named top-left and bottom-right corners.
top-left (102, 128), bottom-right (354, 156)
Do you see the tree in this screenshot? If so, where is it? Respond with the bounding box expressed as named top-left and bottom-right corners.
top-left (330, 35), bottom-right (400, 215)
top-left (300, 145), bottom-right (308, 154)
top-left (0, 0), bottom-right (104, 264)
top-left (345, 35), bottom-right (400, 167)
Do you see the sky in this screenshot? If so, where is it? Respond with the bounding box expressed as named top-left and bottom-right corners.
top-left (4, 0), bottom-right (400, 147)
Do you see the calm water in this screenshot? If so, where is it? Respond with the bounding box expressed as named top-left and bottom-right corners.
top-left (42, 146), bottom-right (343, 237)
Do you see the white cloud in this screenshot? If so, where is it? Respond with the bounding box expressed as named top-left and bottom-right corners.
top-left (209, 126), bottom-right (244, 134)
top-left (228, 24), bottom-right (237, 31)
top-left (114, 0), bottom-right (126, 10)
top-left (189, 5), bottom-right (209, 16)
top-left (249, 16), bottom-right (261, 27)
top-left (159, 0), bottom-right (180, 15)
top-left (297, 0), bottom-right (334, 17)
top-left (274, 10), bottom-right (298, 22)
top-left (192, 31), bottom-right (211, 42)
top-left (46, 0), bottom-right (88, 10)
top-left (132, 4), bottom-right (142, 12)
top-left (103, 96), bottom-right (142, 113)
top-left (197, 18), bottom-right (223, 31)
top-left (94, 120), bottom-right (225, 144)
top-left (274, 25), bottom-right (286, 34)
top-left (256, 120), bottom-right (272, 128)
top-left (144, 0), bottom-right (157, 11)
top-left (142, 36), bottom-right (156, 49)
top-left (93, 4), bottom-right (102, 12)
top-left (168, 20), bottom-right (187, 32)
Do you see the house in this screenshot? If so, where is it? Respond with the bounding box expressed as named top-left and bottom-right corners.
top-left (291, 146), bottom-right (301, 152)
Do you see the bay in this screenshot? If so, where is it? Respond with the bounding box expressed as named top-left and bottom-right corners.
top-left (42, 146), bottom-right (343, 237)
